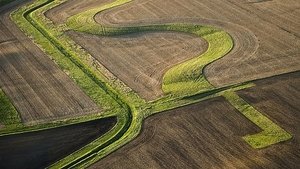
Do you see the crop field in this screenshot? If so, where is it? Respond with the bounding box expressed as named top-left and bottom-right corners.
top-left (0, 2), bottom-right (101, 124)
top-left (0, 0), bottom-right (299, 168)
top-left (91, 72), bottom-right (300, 169)
top-left (237, 71), bottom-right (300, 142)
top-left (45, 0), bottom-right (113, 25)
top-left (68, 31), bottom-right (207, 100)
top-left (96, 0), bottom-right (300, 87)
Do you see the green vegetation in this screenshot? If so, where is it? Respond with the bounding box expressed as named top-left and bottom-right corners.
top-left (67, 1), bottom-right (233, 97)
top-left (0, 89), bottom-right (22, 127)
top-left (5, 0), bottom-right (292, 168)
top-left (223, 91), bottom-right (292, 148)
top-left (10, 0), bottom-right (141, 168)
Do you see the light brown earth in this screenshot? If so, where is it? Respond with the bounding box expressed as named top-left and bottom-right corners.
top-left (47, 0), bottom-right (300, 99)
top-left (0, 1), bottom-right (100, 124)
top-left (47, 0), bottom-right (208, 100)
top-left (95, 0), bottom-right (300, 87)
top-left (45, 0), bottom-right (113, 24)
top-left (68, 31), bottom-right (207, 100)
top-left (90, 72), bottom-right (300, 169)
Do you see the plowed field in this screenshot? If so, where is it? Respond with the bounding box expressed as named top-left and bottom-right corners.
top-left (90, 72), bottom-right (300, 168)
top-left (238, 71), bottom-right (300, 142)
top-left (68, 31), bottom-right (207, 100)
top-left (0, 117), bottom-right (117, 169)
top-left (95, 0), bottom-right (300, 87)
top-left (0, 2), bottom-right (100, 124)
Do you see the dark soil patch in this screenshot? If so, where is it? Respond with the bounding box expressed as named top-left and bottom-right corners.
top-left (0, 116), bottom-right (117, 169)
top-left (90, 72), bottom-right (300, 168)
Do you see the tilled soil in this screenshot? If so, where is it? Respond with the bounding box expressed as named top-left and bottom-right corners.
top-left (45, 0), bottom-right (113, 24)
top-left (95, 0), bottom-right (300, 87)
top-left (0, 116), bottom-right (117, 169)
top-left (68, 31), bottom-right (207, 100)
top-left (90, 72), bottom-right (300, 169)
top-left (237, 71), bottom-right (300, 142)
top-left (0, 1), bottom-right (101, 124)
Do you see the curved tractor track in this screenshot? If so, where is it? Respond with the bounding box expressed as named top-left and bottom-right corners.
top-left (66, 1), bottom-right (234, 99)
top-left (0, 0), bottom-right (297, 168)
top-left (96, 0), bottom-right (300, 87)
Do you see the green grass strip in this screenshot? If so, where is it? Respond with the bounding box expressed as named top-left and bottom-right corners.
top-left (11, 0), bottom-right (124, 113)
top-left (0, 89), bottom-right (22, 127)
top-left (66, 0), bottom-right (233, 97)
top-left (223, 91), bottom-right (292, 148)
top-left (10, 0), bottom-right (141, 168)
top-left (8, 0), bottom-right (279, 168)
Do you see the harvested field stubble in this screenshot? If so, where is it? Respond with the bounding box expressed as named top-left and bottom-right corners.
top-left (95, 0), bottom-right (300, 87)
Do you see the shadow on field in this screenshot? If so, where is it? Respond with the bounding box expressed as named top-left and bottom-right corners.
top-left (0, 117), bottom-right (117, 169)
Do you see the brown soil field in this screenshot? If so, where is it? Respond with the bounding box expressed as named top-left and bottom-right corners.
top-left (0, 2), bottom-right (100, 124)
top-left (68, 31), bottom-right (207, 100)
top-left (90, 71), bottom-right (300, 168)
top-left (0, 116), bottom-right (117, 169)
top-left (95, 0), bottom-right (300, 87)
top-left (45, 0), bottom-right (113, 24)
top-left (237, 71), bottom-right (300, 142)
top-left (90, 94), bottom-right (300, 168)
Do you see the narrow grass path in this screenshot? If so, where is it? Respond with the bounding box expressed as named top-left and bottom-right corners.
top-left (67, 0), bottom-right (291, 150)
top-left (223, 91), bottom-right (292, 148)
top-left (66, 0), bottom-right (233, 97)
top-left (4, 0), bottom-right (293, 168)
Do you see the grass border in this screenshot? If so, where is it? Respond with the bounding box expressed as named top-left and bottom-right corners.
top-left (66, 0), bottom-right (233, 97)
top-left (223, 91), bottom-right (292, 148)
top-left (3, 0), bottom-right (293, 168)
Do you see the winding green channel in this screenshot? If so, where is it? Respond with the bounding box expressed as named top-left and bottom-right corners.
top-left (4, 0), bottom-right (292, 168)
top-left (67, 0), bottom-right (233, 97)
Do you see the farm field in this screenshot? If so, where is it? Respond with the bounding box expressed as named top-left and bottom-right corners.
top-left (68, 31), bottom-right (207, 100)
top-left (237, 71), bottom-right (300, 142)
top-left (0, 117), bottom-right (117, 169)
top-left (0, 2), bottom-right (101, 124)
top-left (0, 0), bottom-right (299, 168)
top-left (90, 72), bottom-right (300, 169)
top-left (95, 0), bottom-right (300, 87)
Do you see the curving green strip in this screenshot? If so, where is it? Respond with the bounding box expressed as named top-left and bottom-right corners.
top-left (66, 0), bottom-right (233, 97)
top-left (223, 91), bottom-right (292, 149)
top-left (9, 0), bottom-right (292, 168)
